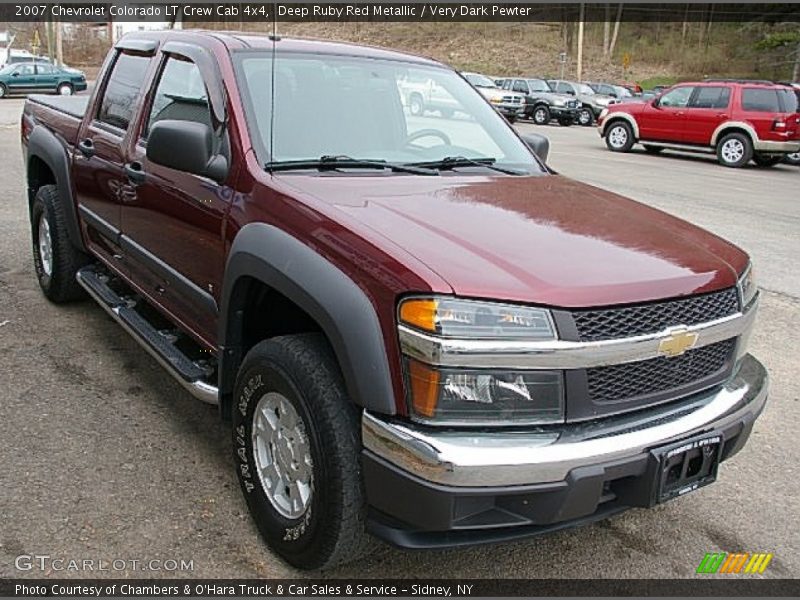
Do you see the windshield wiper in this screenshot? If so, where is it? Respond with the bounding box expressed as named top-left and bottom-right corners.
top-left (406, 156), bottom-right (525, 175)
top-left (265, 155), bottom-right (438, 175)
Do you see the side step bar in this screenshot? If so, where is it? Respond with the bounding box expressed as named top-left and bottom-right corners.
top-left (76, 266), bottom-right (219, 405)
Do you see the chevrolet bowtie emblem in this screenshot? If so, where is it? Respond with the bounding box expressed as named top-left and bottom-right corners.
top-left (658, 329), bottom-right (699, 357)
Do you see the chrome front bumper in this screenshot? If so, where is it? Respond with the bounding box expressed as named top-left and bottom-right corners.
top-left (362, 354), bottom-right (768, 488)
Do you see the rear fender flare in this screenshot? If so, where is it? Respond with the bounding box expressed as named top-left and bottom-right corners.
top-left (218, 223), bottom-right (396, 417)
top-left (26, 125), bottom-right (86, 252)
top-left (711, 122), bottom-right (758, 147)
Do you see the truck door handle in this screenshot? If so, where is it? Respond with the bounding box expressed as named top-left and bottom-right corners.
top-left (124, 162), bottom-right (146, 185)
top-left (77, 138), bottom-right (95, 158)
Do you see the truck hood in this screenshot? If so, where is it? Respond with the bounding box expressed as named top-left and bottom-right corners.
top-left (280, 174), bottom-right (748, 307)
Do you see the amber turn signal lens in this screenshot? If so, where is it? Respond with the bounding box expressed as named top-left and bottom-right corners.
top-left (406, 359), bottom-right (440, 418)
top-left (399, 298), bottom-right (438, 333)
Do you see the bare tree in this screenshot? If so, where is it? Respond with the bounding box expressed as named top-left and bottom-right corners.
top-left (603, 3), bottom-right (611, 57)
top-left (608, 3), bottom-right (623, 58)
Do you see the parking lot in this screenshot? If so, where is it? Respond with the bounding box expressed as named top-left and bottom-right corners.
top-left (0, 96), bottom-right (798, 579)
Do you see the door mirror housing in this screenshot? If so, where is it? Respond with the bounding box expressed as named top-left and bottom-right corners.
top-left (520, 133), bottom-right (550, 164)
top-left (147, 120), bottom-right (228, 183)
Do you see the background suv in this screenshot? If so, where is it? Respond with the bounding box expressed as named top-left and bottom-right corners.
top-left (461, 71), bottom-right (525, 122)
top-left (547, 79), bottom-right (618, 126)
top-left (498, 77), bottom-right (579, 125)
top-left (597, 80), bottom-right (800, 167)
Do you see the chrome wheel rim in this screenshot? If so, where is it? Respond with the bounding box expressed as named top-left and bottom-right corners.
top-left (38, 214), bottom-right (53, 276)
top-left (579, 110), bottom-right (591, 125)
top-left (787, 152), bottom-right (800, 161)
top-left (252, 392), bottom-right (313, 519)
top-left (58, 85), bottom-right (72, 96)
top-left (608, 125), bottom-right (627, 148)
top-left (721, 139), bottom-right (744, 163)
top-left (534, 108), bottom-right (547, 123)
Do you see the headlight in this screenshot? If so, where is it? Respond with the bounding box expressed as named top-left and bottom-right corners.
top-left (399, 297), bottom-right (555, 339)
top-left (398, 297), bottom-right (563, 425)
top-left (489, 97), bottom-right (502, 104)
top-left (405, 359), bottom-right (564, 425)
top-left (739, 263), bottom-right (757, 309)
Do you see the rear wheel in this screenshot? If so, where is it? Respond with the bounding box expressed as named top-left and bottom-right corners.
top-left (716, 132), bottom-right (753, 168)
top-left (605, 121), bottom-right (635, 152)
top-left (57, 82), bottom-right (74, 96)
top-left (752, 153), bottom-right (782, 168)
top-left (532, 105), bottom-right (550, 125)
top-left (30, 185), bottom-right (89, 303)
top-left (0, 83), bottom-right (7, 99)
top-left (578, 107), bottom-right (594, 126)
top-left (232, 334), bottom-right (370, 570)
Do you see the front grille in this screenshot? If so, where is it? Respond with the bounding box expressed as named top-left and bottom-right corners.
top-left (586, 339), bottom-right (735, 404)
top-left (572, 288), bottom-right (739, 342)
top-left (502, 95), bottom-right (523, 104)
top-left (567, 100), bottom-right (578, 108)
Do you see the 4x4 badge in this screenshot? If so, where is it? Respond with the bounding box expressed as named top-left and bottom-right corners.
top-left (658, 329), bottom-right (699, 357)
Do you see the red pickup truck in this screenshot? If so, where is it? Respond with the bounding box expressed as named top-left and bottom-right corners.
top-left (598, 80), bottom-right (800, 167)
top-left (22, 31), bottom-right (767, 569)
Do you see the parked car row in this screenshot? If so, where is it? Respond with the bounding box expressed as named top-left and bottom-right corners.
top-left (597, 79), bottom-right (800, 168)
top-left (0, 61), bottom-right (88, 98)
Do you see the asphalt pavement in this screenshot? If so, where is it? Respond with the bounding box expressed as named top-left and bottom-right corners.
top-left (0, 98), bottom-right (798, 579)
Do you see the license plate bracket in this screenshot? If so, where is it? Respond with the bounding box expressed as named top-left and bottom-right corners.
top-left (653, 432), bottom-right (722, 503)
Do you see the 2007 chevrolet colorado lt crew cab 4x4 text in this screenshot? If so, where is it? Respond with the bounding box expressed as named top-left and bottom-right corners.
top-left (22, 31), bottom-right (768, 569)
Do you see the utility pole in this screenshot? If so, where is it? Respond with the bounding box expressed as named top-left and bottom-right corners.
top-left (576, 3), bottom-right (585, 81)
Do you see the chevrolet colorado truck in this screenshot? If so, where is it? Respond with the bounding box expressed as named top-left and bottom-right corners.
top-left (22, 31), bottom-right (767, 570)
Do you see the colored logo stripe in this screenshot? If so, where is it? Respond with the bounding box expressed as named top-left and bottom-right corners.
top-left (697, 552), bottom-right (773, 574)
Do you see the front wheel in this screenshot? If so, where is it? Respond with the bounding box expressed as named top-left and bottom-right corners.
top-left (752, 153), bottom-right (782, 168)
top-left (716, 132), bottom-right (753, 168)
top-left (532, 105), bottom-right (550, 125)
top-left (605, 121), bottom-right (635, 152)
top-left (408, 94), bottom-right (424, 116)
top-left (578, 108), bottom-right (594, 126)
top-left (57, 82), bottom-right (74, 96)
top-left (232, 334), bottom-right (371, 570)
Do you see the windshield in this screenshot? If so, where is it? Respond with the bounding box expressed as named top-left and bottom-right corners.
top-left (614, 85), bottom-right (632, 97)
top-left (463, 73), bottom-right (496, 88)
top-left (235, 51), bottom-right (543, 174)
top-left (0, 64), bottom-right (18, 75)
top-left (576, 83), bottom-right (595, 95)
top-left (527, 79), bottom-right (552, 92)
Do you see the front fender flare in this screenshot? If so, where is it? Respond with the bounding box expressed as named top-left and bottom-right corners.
top-left (601, 112), bottom-right (640, 139)
top-left (218, 223), bottom-right (396, 417)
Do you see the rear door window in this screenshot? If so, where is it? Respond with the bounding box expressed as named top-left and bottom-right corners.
top-left (741, 88), bottom-right (780, 112)
top-left (690, 86), bottom-right (731, 109)
top-left (97, 52), bottom-right (151, 131)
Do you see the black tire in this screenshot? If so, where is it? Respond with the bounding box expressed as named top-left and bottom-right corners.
top-left (56, 82), bottom-right (74, 96)
top-left (643, 145), bottom-right (664, 154)
top-left (532, 105), bottom-right (550, 125)
top-left (716, 132), bottom-right (753, 168)
top-left (752, 153), bottom-right (782, 168)
top-left (784, 152), bottom-right (800, 166)
top-left (604, 120), bottom-right (635, 152)
top-left (30, 185), bottom-right (89, 303)
top-left (578, 108), bottom-right (594, 126)
top-left (504, 114), bottom-right (517, 124)
top-left (408, 94), bottom-right (424, 116)
top-left (232, 334), bottom-right (371, 570)
top-left (558, 117), bottom-right (573, 127)
top-left (0, 83), bottom-right (7, 99)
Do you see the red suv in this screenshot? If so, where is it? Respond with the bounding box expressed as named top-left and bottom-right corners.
top-left (597, 80), bottom-right (800, 167)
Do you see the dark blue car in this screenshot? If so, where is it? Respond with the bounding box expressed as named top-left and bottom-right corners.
top-left (0, 62), bottom-right (87, 98)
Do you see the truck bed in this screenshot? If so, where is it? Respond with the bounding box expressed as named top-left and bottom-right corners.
top-left (28, 94), bottom-right (89, 119)
top-left (24, 95), bottom-right (88, 149)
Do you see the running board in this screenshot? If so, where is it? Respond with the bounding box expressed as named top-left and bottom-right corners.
top-left (76, 266), bottom-right (219, 405)
top-left (642, 141), bottom-right (715, 154)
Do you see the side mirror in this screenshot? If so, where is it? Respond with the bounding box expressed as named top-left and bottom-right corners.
top-left (11, 72), bottom-right (19, 77)
top-left (521, 133), bottom-right (550, 164)
top-left (651, 98), bottom-right (661, 108)
top-left (147, 120), bottom-right (228, 183)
